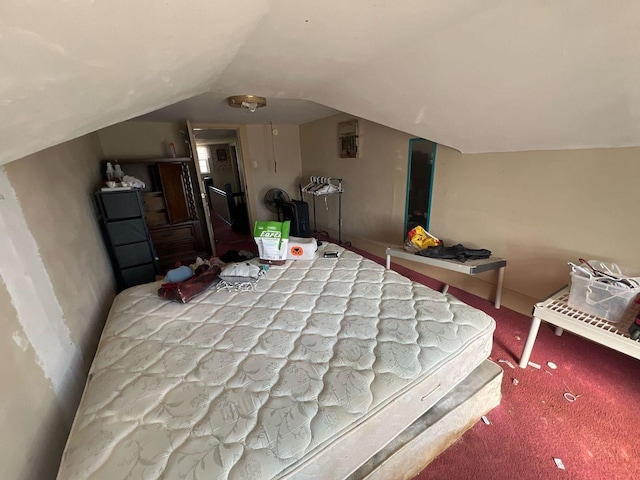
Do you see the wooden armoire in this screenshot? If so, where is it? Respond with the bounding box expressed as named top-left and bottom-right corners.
top-left (102, 158), bottom-right (209, 273)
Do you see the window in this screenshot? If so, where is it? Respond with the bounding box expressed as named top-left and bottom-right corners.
top-left (196, 145), bottom-right (211, 173)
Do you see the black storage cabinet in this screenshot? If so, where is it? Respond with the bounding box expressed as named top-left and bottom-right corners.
top-left (96, 190), bottom-right (157, 290)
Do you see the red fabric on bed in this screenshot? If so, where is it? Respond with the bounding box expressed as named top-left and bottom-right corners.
top-left (158, 265), bottom-right (222, 303)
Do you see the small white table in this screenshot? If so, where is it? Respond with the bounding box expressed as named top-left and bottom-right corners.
top-left (385, 247), bottom-right (507, 309)
top-left (519, 286), bottom-right (640, 368)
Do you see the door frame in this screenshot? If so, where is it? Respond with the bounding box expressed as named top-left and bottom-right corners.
top-left (186, 122), bottom-right (256, 254)
top-left (186, 120), bottom-right (215, 254)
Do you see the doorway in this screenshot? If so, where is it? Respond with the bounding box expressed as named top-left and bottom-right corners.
top-left (188, 124), bottom-right (256, 256)
top-left (405, 138), bottom-right (436, 235)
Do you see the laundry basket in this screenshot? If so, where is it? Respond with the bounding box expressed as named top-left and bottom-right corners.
top-left (568, 262), bottom-right (640, 323)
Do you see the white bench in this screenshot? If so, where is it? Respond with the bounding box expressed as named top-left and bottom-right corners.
top-left (385, 246), bottom-right (507, 309)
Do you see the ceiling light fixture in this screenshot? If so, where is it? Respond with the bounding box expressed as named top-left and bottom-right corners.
top-left (227, 95), bottom-right (267, 113)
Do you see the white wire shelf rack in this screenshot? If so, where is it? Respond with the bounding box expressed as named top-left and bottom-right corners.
top-left (519, 286), bottom-right (640, 368)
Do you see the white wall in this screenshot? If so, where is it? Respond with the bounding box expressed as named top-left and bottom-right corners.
top-left (98, 121), bottom-right (189, 158)
top-left (0, 135), bottom-right (115, 480)
top-left (431, 146), bottom-right (640, 303)
top-left (300, 114), bottom-right (640, 314)
top-left (244, 124), bottom-right (304, 222)
top-left (300, 114), bottom-right (411, 244)
top-left (208, 144), bottom-right (237, 190)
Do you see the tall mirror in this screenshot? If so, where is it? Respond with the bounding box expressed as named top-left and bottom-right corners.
top-left (406, 138), bottom-right (436, 234)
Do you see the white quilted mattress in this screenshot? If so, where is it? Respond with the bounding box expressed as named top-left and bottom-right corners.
top-left (57, 244), bottom-right (495, 480)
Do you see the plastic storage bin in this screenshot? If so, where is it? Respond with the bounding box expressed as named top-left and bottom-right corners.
top-left (568, 271), bottom-right (640, 323)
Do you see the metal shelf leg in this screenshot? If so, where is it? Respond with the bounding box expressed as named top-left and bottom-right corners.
top-left (494, 266), bottom-right (505, 309)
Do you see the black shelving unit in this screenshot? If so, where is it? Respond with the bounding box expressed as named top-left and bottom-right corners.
top-left (96, 189), bottom-right (158, 290)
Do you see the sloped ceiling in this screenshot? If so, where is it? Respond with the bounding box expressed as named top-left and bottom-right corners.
top-left (2, 0), bottom-right (640, 166)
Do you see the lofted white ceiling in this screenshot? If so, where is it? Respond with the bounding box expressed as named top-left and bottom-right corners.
top-left (2, 1), bottom-right (640, 166)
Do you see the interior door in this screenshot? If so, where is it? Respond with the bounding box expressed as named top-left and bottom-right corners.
top-left (186, 120), bottom-right (216, 255)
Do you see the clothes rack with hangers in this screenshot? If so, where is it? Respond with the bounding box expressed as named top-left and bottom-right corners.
top-left (301, 176), bottom-right (349, 245)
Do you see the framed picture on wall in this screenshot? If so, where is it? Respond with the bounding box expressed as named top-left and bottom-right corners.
top-left (338, 120), bottom-right (359, 158)
top-left (216, 148), bottom-right (228, 162)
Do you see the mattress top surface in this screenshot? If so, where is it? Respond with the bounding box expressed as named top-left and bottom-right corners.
top-left (58, 245), bottom-right (494, 480)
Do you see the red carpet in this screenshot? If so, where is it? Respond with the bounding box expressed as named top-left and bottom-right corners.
top-left (344, 242), bottom-right (640, 480)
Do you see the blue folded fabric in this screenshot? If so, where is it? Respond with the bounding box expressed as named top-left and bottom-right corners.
top-left (164, 265), bottom-right (193, 283)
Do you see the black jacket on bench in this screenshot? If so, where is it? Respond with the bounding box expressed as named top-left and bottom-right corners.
top-left (417, 243), bottom-right (491, 263)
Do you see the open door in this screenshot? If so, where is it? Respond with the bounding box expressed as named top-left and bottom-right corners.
top-left (186, 120), bottom-right (216, 255)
